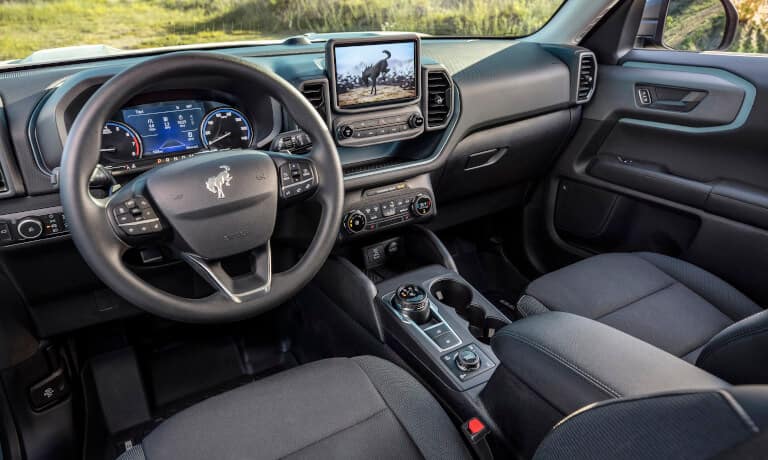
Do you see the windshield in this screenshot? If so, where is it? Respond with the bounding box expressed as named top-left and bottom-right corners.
top-left (0, 0), bottom-right (566, 66)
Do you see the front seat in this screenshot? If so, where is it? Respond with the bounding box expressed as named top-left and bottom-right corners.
top-left (518, 252), bottom-right (768, 384)
top-left (117, 356), bottom-right (471, 460)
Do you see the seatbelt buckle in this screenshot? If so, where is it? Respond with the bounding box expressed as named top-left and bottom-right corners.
top-left (461, 417), bottom-right (493, 459)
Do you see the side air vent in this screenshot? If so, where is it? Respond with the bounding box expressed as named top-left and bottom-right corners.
top-left (576, 53), bottom-right (597, 103)
top-left (0, 167), bottom-right (7, 193)
top-left (300, 81), bottom-right (329, 124)
top-left (424, 69), bottom-right (453, 130)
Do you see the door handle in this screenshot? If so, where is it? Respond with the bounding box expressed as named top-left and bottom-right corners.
top-left (636, 85), bottom-right (707, 112)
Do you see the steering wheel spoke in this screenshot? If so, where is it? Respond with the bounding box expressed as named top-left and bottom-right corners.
top-left (181, 242), bottom-right (272, 304)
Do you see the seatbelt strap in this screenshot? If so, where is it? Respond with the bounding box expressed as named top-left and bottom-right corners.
top-left (461, 417), bottom-right (493, 460)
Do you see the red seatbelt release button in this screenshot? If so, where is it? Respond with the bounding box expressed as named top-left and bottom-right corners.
top-left (462, 417), bottom-right (489, 443)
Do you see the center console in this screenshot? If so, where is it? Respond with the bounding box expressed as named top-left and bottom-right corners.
top-left (376, 265), bottom-right (509, 392)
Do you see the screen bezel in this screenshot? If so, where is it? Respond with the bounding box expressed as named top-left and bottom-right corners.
top-left (326, 35), bottom-right (421, 113)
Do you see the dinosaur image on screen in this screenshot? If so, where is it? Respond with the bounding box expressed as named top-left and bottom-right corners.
top-left (333, 41), bottom-right (417, 109)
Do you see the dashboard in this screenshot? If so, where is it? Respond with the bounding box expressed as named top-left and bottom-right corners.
top-left (0, 32), bottom-right (595, 338)
top-left (99, 100), bottom-right (253, 175)
top-left (0, 34), bottom-right (593, 249)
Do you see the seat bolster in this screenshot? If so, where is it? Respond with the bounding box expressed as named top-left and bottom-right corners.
top-left (698, 310), bottom-right (768, 384)
top-left (636, 252), bottom-right (762, 321)
top-left (351, 356), bottom-right (472, 460)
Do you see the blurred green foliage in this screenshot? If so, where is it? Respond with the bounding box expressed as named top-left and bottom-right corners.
top-left (0, 0), bottom-right (564, 60)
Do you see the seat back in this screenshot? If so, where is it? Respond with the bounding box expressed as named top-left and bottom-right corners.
top-left (698, 310), bottom-right (768, 385)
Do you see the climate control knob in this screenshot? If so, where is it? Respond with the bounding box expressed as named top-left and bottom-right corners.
top-left (344, 210), bottom-right (367, 234)
top-left (411, 194), bottom-right (433, 216)
top-left (17, 218), bottom-right (44, 240)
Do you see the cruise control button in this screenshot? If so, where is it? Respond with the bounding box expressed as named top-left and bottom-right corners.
top-left (117, 214), bottom-right (131, 224)
top-left (114, 206), bottom-right (129, 216)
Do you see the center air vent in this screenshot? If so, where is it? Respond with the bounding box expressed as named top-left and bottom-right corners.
top-left (425, 69), bottom-right (453, 129)
top-left (300, 81), bottom-right (329, 124)
top-left (576, 53), bottom-right (597, 103)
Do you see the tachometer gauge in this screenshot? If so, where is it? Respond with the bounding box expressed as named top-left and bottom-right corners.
top-left (201, 108), bottom-right (252, 150)
top-left (100, 121), bottom-right (142, 163)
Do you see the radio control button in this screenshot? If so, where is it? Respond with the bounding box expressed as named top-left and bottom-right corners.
top-left (338, 125), bottom-right (354, 139)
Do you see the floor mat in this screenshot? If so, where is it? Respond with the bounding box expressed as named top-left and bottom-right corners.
top-left (442, 236), bottom-right (529, 319)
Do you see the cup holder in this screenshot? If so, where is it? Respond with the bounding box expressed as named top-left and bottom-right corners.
top-left (430, 279), bottom-right (509, 344)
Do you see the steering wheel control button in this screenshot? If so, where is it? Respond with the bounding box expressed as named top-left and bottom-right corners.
top-left (279, 160), bottom-right (316, 199)
top-left (442, 344), bottom-right (496, 382)
top-left (344, 211), bottom-right (367, 234)
top-left (111, 195), bottom-right (164, 237)
top-left (17, 218), bottom-right (44, 240)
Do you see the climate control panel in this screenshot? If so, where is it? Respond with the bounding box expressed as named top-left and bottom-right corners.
top-left (342, 184), bottom-right (434, 237)
top-left (0, 206), bottom-right (69, 246)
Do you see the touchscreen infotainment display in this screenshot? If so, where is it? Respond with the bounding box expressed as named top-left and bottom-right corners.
top-left (332, 39), bottom-right (418, 110)
top-left (123, 101), bottom-right (205, 156)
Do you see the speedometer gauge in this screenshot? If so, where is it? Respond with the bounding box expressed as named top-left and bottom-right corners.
top-left (201, 108), bottom-right (252, 150)
top-left (100, 121), bottom-right (142, 163)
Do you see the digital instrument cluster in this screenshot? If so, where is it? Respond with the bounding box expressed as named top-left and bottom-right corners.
top-left (99, 100), bottom-right (252, 175)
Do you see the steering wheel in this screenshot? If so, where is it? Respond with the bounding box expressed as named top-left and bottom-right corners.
top-left (60, 52), bottom-right (344, 323)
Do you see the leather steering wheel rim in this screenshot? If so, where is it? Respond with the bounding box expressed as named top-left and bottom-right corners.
top-left (60, 52), bottom-right (344, 323)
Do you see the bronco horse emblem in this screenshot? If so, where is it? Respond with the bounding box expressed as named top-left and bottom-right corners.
top-left (205, 165), bottom-right (233, 199)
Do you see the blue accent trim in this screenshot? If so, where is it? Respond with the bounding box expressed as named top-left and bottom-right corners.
top-left (619, 61), bottom-right (756, 134)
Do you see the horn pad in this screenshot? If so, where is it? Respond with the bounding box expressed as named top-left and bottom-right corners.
top-left (145, 151), bottom-right (278, 259)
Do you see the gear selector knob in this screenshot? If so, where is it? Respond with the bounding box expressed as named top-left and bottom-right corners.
top-left (393, 284), bottom-right (431, 324)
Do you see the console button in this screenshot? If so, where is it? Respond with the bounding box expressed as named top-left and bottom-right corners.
top-left (433, 331), bottom-right (460, 350)
top-left (0, 222), bottom-right (11, 242)
top-left (29, 368), bottom-right (70, 411)
top-left (425, 323), bottom-right (451, 340)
